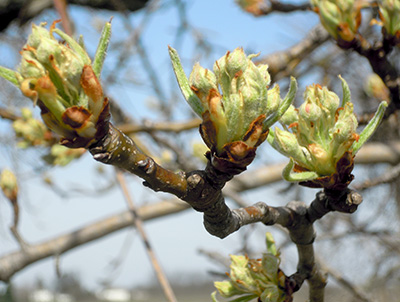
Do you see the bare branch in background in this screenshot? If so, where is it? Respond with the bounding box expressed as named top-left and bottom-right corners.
top-left (0, 0), bottom-right (149, 32)
top-left (0, 198), bottom-right (189, 282)
top-left (116, 170), bottom-right (178, 302)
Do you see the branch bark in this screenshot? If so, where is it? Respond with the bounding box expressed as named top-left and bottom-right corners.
top-left (0, 0), bottom-right (149, 32)
top-left (257, 24), bottom-right (330, 80)
top-left (0, 198), bottom-right (189, 282)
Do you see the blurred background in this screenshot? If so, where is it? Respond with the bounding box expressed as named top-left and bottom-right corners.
top-left (0, 0), bottom-right (399, 301)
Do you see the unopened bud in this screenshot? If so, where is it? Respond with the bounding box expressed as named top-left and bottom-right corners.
top-left (0, 169), bottom-right (18, 202)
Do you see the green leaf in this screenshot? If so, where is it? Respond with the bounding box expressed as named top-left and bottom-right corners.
top-left (352, 101), bottom-right (387, 154)
top-left (282, 158), bottom-right (319, 182)
top-left (265, 232), bottom-right (277, 256)
top-left (339, 75), bottom-right (351, 107)
top-left (211, 291), bottom-right (220, 302)
top-left (264, 76), bottom-right (297, 129)
top-left (93, 21), bottom-right (112, 78)
top-left (228, 294), bottom-right (259, 302)
top-left (0, 66), bottom-right (20, 86)
top-left (215, 281), bottom-right (243, 298)
top-left (78, 34), bottom-right (86, 49)
top-left (168, 46), bottom-right (203, 116)
top-left (260, 285), bottom-right (280, 302)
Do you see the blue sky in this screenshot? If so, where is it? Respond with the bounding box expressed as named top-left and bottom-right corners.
top-left (0, 0), bottom-right (324, 291)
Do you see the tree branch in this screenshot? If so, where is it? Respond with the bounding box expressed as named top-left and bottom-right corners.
top-left (116, 170), bottom-right (177, 302)
top-left (260, 0), bottom-right (311, 15)
top-left (117, 118), bottom-right (201, 134)
top-left (0, 198), bottom-right (189, 282)
top-left (257, 24), bottom-right (330, 80)
top-left (0, 0), bottom-right (149, 32)
top-left (337, 35), bottom-right (400, 117)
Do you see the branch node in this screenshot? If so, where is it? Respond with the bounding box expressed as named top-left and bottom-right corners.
top-left (137, 158), bottom-right (155, 174)
top-left (92, 152), bottom-right (111, 162)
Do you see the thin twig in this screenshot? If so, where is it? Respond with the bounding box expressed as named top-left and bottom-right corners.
top-left (257, 24), bottom-right (330, 80)
top-left (318, 257), bottom-right (372, 302)
top-left (261, 0), bottom-right (311, 15)
top-left (354, 161), bottom-right (400, 191)
top-left (9, 226), bottom-right (29, 252)
top-left (115, 170), bottom-right (178, 302)
top-left (52, 0), bottom-right (74, 36)
top-left (118, 118), bottom-right (201, 134)
top-left (0, 198), bottom-right (189, 282)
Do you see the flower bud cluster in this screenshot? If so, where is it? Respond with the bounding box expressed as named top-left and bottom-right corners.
top-left (12, 108), bottom-right (53, 148)
top-left (311, 0), bottom-right (364, 41)
top-left (13, 21), bottom-right (110, 148)
top-left (170, 47), bottom-right (296, 174)
top-left (379, 0), bottom-right (400, 38)
top-left (269, 76), bottom-right (387, 189)
top-left (212, 233), bottom-right (289, 302)
top-left (0, 169), bottom-right (18, 203)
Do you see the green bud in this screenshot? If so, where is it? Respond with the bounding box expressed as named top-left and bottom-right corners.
top-left (214, 281), bottom-right (242, 298)
top-left (169, 47), bottom-right (297, 174)
top-left (189, 63), bottom-right (218, 103)
top-left (45, 144), bottom-right (85, 166)
top-left (364, 73), bottom-right (389, 101)
top-left (317, 0), bottom-right (342, 39)
top-left (212, 233), bottom-right (289, 302)
top-left (270, 76), bottom-right (386, 188)
top-left (330, 102), bottom-right (358, 161)
top-left (299, 97), bottom-right (322, 122)
top-left (0, 21), bottom-right (112, 149)
top-left (271, 127), bottom-right (309, 167)
top-left (312, 0), bottom-right (362, 41)
top-left (214, 48), bottom-right (248, 95)
top-left (0, 169), bottom-right (18, 202)
top-left (279, 105), bottom-right (297, 126)
top-left (379, 0), bottom-right (400, 37)
top-left (265, 232), bottom-right (278, 256)
top-left (265, 85), bottom-right (281, 117)
top-left (304, 84), bottom-right (339, 122)
top-left (13, 108), bottom-right (50, 148)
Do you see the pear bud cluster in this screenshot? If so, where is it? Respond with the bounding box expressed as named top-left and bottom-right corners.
top-left (14, 21), bottom-right (110, 148)
top-left (170, 47), bottom-right (296, 174)
top-left (212, 233), bottom-right (289, 302)
top-left (269, 76), bottom-right (387, 189)
top-left (379, 0), bottom-right (400, 38)
top-left (311, 0), bottom-right (364, 42)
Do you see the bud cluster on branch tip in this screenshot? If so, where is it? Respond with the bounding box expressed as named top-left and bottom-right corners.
top-left (311, 0), bottom-right (365, 42)
top-left (0, 169), bottom-right (18, 203)
top-left (12, 107), bottom-right (54, 148)
top-left (268, 76), bottom-right (387, 190)
top-left (169, 46), bottom-right (296, 174)
top-left (378, 0), bottom-right (400, 39)
top-left (0, 20), bottom-right (112, 148)
top-left (44, 145), bottom-right (86, 166)
top-left (236, 0), bottom-right (267, 16)
top-left (212, 233), bottom-right (292, 302)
